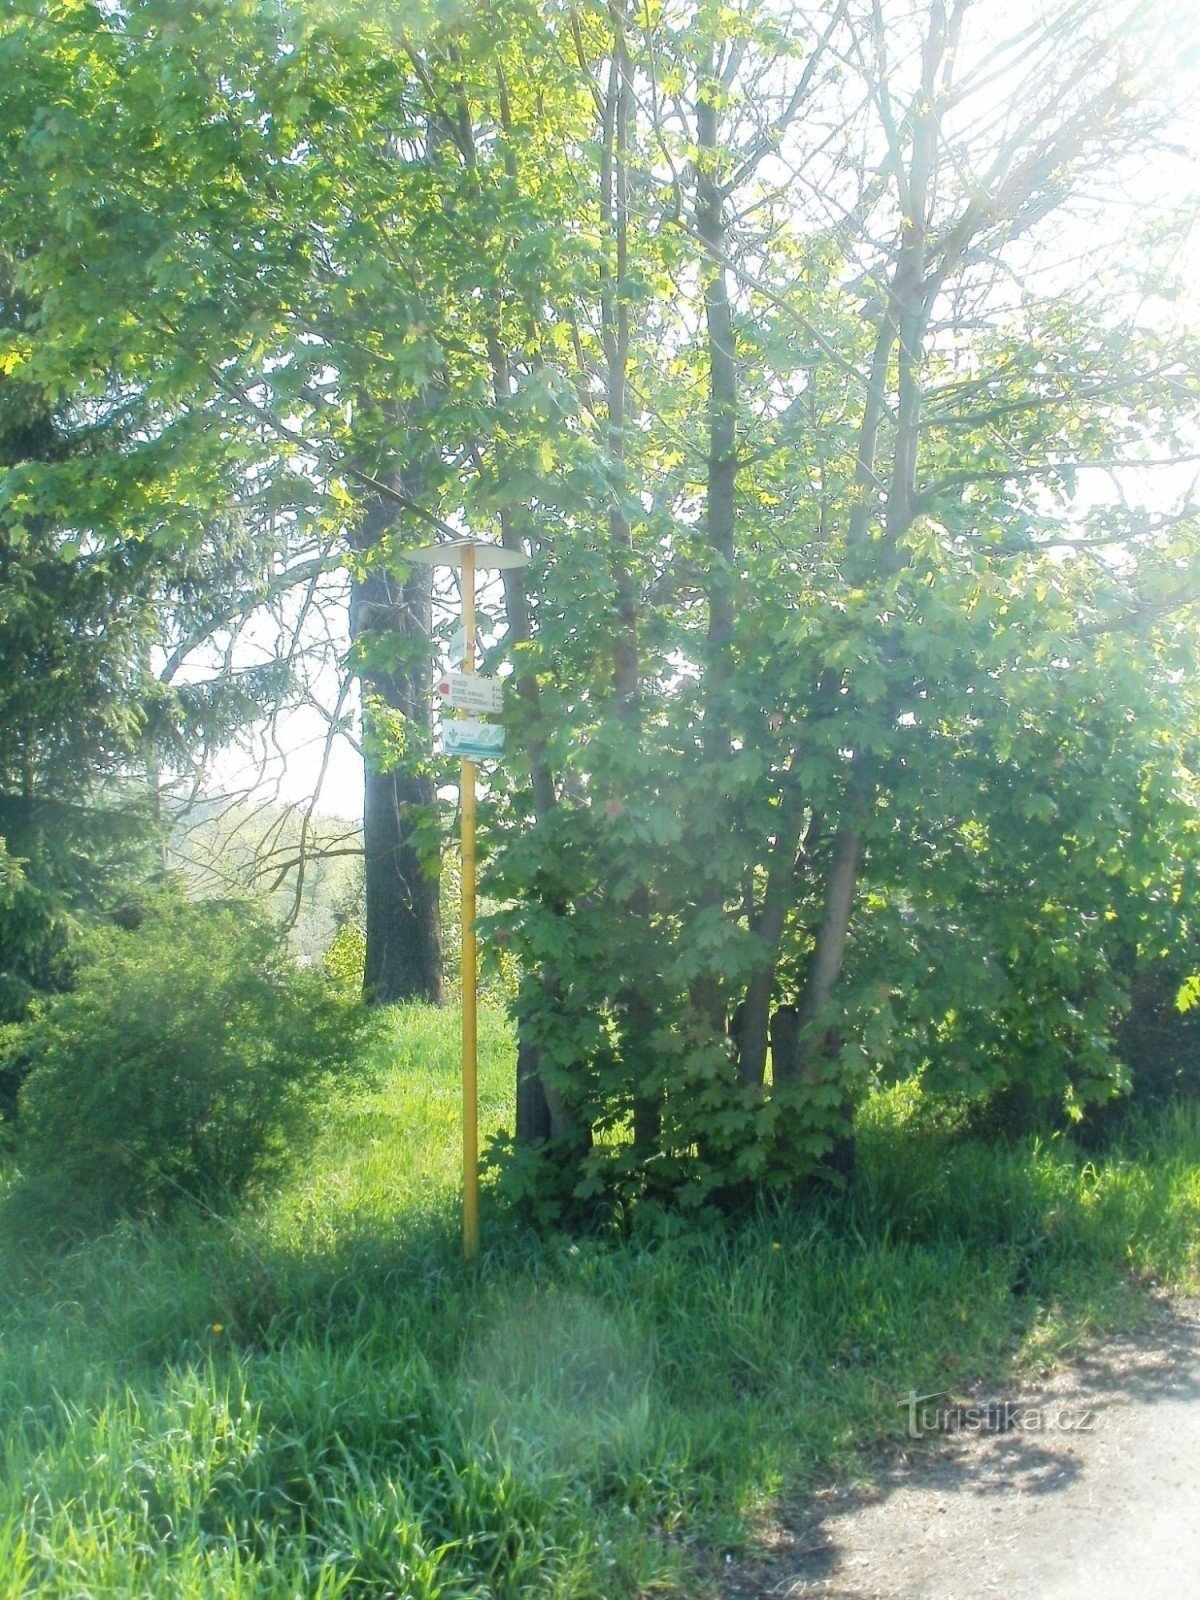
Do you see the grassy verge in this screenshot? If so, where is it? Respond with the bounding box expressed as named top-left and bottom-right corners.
top-left (1, 1006), bottom-right (1198, 1599)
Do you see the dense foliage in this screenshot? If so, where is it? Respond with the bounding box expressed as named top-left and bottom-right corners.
top-left (2, 0), bottom-right (1199, 1221)
top-left (5, 898), bottom-right (372, 1231)
top-left (0, 240), bottom-right (288, 1021)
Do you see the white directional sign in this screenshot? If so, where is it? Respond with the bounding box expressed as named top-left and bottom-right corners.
top-left (436, 671), bottom-right (503, 714)
top-left (446, 625), bottom-right (467, 669)
top-left (443, 718), bottom-right (506, 761)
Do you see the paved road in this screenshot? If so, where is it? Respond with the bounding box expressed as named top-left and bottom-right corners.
top-left (726, 1301), bottom-right (1200, 1600)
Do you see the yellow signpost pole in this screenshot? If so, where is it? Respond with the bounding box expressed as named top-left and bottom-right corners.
top-left (407, 538), bottom-right (527, 1262)
top-left (460, 544), bottom-right (479, 1261)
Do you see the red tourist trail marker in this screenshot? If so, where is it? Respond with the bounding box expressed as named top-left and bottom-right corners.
top-left (436, 670), bottom-right (504, 716)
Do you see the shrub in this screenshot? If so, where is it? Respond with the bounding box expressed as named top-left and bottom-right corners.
top-left (7, 897), bottom-right (374, 1232)
top-left (323, 920), bottom-right (366, 991)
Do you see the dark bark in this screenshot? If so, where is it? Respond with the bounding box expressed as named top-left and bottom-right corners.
top-left (359, 746), bottom-right (442, 1004)
top-left (736, 779), bottom-right (808, 1088)
top-left (350, 487), bottom-right (442, 1005)
top-left (769, 1004), bottom-right (799, 1085)
top-left (515, 1036), bottom-right (552, 1144)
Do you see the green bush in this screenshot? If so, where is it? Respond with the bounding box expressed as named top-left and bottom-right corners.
top-left (322, 919), bottom-right (366, 991)
top-left (7, 898), bottom-right (374, 1232)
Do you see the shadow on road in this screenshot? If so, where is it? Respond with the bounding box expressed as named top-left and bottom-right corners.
top-left (721, 1300), bottom-right (1200, 1600)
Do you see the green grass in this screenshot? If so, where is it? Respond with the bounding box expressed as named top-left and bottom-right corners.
top-left (2, 1007), bottom-right (1199, 1599)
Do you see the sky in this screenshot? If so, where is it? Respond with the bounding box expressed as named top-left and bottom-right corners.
top-left (202, 568), bottom-right (512, 823)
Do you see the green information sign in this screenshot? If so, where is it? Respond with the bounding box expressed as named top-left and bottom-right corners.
top-left (443, 718), bottom-right (505, 761)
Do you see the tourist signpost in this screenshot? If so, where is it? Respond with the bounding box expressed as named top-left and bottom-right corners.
top-left (406, 538), bottom-right (527, 1260)
top-left (436, 671), bottom-right (504, 716)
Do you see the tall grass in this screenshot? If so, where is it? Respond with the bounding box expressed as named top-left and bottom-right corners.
top-left (1, 1008), bottom-right (1198, 1598)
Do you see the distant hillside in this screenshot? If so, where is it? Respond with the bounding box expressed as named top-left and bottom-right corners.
top-left (169, 796), bottom-right (363, 964)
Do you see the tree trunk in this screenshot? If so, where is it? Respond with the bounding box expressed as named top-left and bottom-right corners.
top-left (794, 823), bottom-right (860, 1073)
top-left (736, 777), bottom-right (810, 1087)
top-left (603, 15), bottom-right (660, 1156)
top-left (777, 822), bottom-right (861, 1177)
top-left (495, 500), bottom-right (574, 1150)
top-left (696, 78), bottom-right (737, 764)
top-left (351, 488), bottom-right (442, 1006)
top-left (769, 1005), bottom-right (799, 1085)
top-left (690, 55), bottom-right (741, 1035)
top-left (360, 741), bottom-right (442, 1004)
top-left (515, 1036), bottom-right (552, 1144)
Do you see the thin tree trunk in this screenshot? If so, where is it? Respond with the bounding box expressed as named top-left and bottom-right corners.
top-left (793, 822), bottom-right (861, 1075)
top-left (461, 63), bottom-right (572, 1144)
top-left (601, 13), bottom-right (660, 1155)
top-left (736, 778), bottom-right (808, 1087)
top-left (690, 53), bottom-right (740, 1033)
top-left (697, 79), bottom-right (737, 765)
top-left (769, 1005), bottom-right (799, 1085)
top-left (772, 6), bottom-right (951, 1127)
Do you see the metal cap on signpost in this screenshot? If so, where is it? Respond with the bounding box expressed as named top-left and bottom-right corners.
top-left (406, 538), bottom-right (528, 1261)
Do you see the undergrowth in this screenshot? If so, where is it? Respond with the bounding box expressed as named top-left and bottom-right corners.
top-left (1, 1007), bottom-right (1197, 1598)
